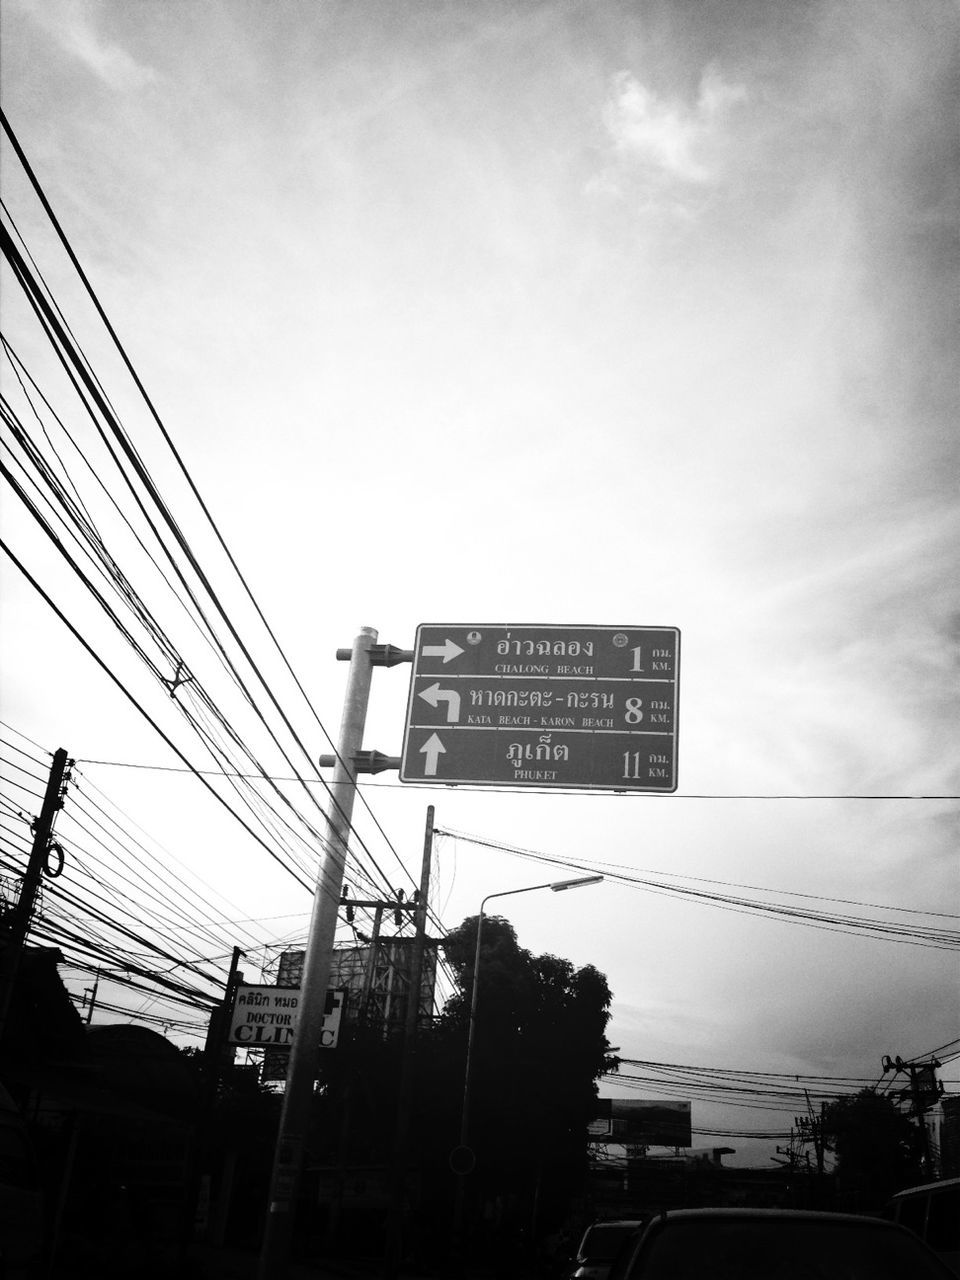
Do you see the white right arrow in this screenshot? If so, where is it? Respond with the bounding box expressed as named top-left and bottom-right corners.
top-left (422, 639), bottom-right (464, 664)
top-left (418, 682), bottom-right (462, 722)
top-left (419, 732), bottom-right (446, 776)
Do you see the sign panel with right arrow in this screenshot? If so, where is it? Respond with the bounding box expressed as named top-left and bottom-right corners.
top-left (399, 623), bottom-right (679, 792)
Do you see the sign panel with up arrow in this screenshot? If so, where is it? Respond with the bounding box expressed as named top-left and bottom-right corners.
top-left (399, 623), bottom-right (679, 792)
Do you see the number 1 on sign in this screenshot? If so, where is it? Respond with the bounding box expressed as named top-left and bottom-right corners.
top-left (622, 751), bottom-right (644, 779)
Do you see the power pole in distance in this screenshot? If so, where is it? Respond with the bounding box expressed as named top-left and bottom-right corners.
top-left (384, 804), bottom-right (435, 1277)
top-left (882, 1054), bottom-right (942, 1178)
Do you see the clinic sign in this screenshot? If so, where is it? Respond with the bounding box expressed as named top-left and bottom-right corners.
top-left (400, 624), bottom-right (679, 791)
top-left (227, 985), bottom-right (345, 1048)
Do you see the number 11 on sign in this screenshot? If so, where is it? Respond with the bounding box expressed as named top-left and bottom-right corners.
top-left (623, 750), bottom-right (670, 781)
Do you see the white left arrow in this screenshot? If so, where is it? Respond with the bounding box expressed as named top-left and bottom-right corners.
top-left (418, 682), bottom-right (462, 723)
top-left (419, 732), bottom-right (446, 776)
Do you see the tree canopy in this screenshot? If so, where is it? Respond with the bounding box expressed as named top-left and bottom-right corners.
top-left (439, 914), bottom-right (614, 1236)
top-left (821, 1088), bottom-right (925, 1211)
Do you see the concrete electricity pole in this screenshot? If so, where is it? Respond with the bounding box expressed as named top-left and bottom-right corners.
top-left (383, 804), bottom-right (435, 1276)
top-left (0, 746), bottom-right (71, 1036)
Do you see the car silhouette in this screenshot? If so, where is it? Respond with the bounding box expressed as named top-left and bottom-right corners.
top-left (611, 1207), bottom-right (956, 1278)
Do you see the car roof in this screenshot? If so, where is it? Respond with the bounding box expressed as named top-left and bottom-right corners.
top-left (588, 1219), bottom-right (646, 1227)
top-left (647, 1208), bottom-right (906, 1225)
top-left (888, 1177), bottom-right (960, 1198)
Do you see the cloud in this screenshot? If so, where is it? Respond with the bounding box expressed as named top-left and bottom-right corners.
top-left (18, 0), bottom-right (159, 92)
top-left (594, 65), bottom-right (747, 198)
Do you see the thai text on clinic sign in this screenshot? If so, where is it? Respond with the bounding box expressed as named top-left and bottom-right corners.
top-left (227, 984), bottom-right (345, 1049)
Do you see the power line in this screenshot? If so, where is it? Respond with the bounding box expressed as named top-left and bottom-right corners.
top-left (1, 223), bottom-right (408, 915)
top-left (56, 757), bottom-right (957, 798)
top-left (438, 829), bottom-right (960, 948)
top-left (3, 110), bottom-right (426, 907)
top-left (0, 541), bottom-right (320, 890)
top-left (1, 412), bottom-right (403, 908)
top-left (66, 761), bottom-right (960, 801)
top-left (70, 775), bottom-right (281, 953)
top-left (2, 732), bottom-right (456, 1020)
top-left (602, 1055), bottom-right (959, 1119)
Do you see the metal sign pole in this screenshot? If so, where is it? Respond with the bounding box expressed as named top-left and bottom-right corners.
top-left (257, 625), bottom-right (377, 1280)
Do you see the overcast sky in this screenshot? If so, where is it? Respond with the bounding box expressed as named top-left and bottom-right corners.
top-left (1, 0), bottom-right (957, 1167)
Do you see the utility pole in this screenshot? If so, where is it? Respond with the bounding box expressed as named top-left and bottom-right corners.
top-left (323, 881), bottom-right (423, 1256)
top-left (257, 627), bottom-right (378, 1280)
top-left (0, 746), bottom-right (71, 1037)
top-left (802, 1090), bottom-right (826, 1205)
top-left (180, 946), bottom-right (246, 1268)
top-left (83, 969), bottom-right (101, 1026)
top-left (909, 1068), bottom-right (934, 1178)
top-left (359, 905), bottom-right (385, 1019)
top-left (201, 946), bottom-right (246, 1101)
top-left (384, 804), bottom-right (435, 1278)
top-left (882, 1054), bottom-right (942, 1179)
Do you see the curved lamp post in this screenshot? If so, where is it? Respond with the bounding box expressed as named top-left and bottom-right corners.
top-left (452, 874), bottom-right (604, 1234)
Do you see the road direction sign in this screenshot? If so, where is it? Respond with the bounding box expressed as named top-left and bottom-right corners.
top-left (399, 624), bottom-right (679, 791)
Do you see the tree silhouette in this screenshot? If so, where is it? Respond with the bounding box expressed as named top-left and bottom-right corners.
top-left (440, 914), bottom-right (613, 1242)
top-left (821, 1088), bottom-right (924, 1211)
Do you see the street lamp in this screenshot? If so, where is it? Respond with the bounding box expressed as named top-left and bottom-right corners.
top-left (452, 874), bottom-right (604, 1228)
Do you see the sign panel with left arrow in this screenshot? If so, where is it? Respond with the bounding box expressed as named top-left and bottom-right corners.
top-left (399, 623), bottom-right (679, 791)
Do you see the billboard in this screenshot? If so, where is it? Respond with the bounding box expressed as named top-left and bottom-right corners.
top-left (275, 939), bottom-right (437, 1030)
top-left (589, 1098), bottom-right (692, 1148)
top-left (260, 941), bottom-right (438, 1082)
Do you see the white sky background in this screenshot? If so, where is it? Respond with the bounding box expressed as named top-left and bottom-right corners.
top-left (1, 0), bottom-right (958, 1167)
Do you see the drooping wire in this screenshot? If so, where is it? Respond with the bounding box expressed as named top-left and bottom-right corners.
top-left (438, 829), bottom-right (960, 949)
top-left (0, 224), bottom-right (402, 908)
top-left (1, 111), bottom-right (428, 904)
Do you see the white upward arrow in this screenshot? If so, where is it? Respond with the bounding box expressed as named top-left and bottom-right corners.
top-left (418, 682), bottom-right (462, 723)
top-left (422, 639), bottom-right (464, 664)
top-left (419, 733), bottom-right (446, 776)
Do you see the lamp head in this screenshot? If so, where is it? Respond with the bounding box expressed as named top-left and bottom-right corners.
top-left (549, 874), bottom-right (604, 892)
